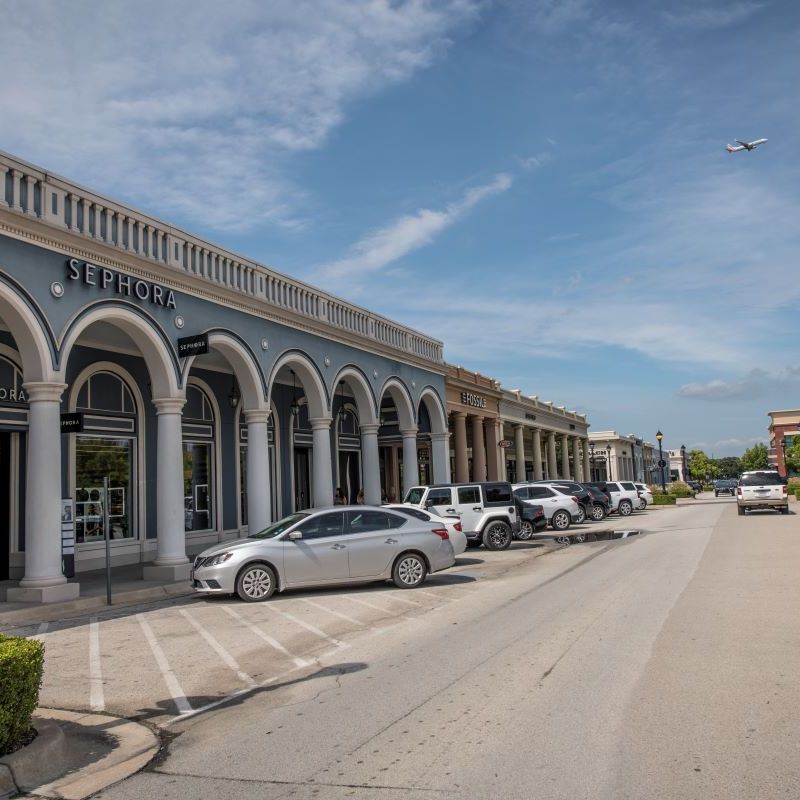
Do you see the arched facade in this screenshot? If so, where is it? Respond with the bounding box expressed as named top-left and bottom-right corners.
top-left (0, 148), bottom-right (447, 603)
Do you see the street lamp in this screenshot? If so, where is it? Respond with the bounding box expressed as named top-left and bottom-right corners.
top-left (605, 444), bottom-right (612, 480)
top-left (656, 430), bottom-right (666, 492)
top-left (589, 441), bottom-right (595, 480)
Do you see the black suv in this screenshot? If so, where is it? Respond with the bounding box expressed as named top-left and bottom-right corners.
top-left (714, 479), bottom-right (737, 497)
top-left (581, 484), bottom-right (611, 521)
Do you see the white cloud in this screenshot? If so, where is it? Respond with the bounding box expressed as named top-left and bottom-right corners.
top-left (679, 368), bottom-right (800, 401)
top-left (0, 0), bottom-right (480, 230)
top-left (663, 2), bottom-right (765, 30)
top-left (316, 173), bottom-right (512, 279)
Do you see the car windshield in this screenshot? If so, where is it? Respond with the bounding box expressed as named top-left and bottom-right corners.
top-left (248, 513), bottom-right (309, 539)
top-left (739, 473), bottom-right (783, 486)
top-left (716, 480), bottom-right (736, 487)
top-left (404, 487), bottom-right (425, 504)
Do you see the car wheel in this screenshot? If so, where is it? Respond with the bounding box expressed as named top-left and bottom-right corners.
top-left (483, 521), bottom-right (513, 551)
top-left (574, 506), bottom-right (586, 524)
top-left (551, 510), bottom-right (571, 531)
top-left (392, 552), bottom-right (428, 588)
top-left (780, 506), bottom-right (790, 515)
top-left (591, 503), bottom-right (606, 521)
top-left (638, 499), bottom-right (647, 510)
top-left (737, 506), bottom-right (745, 515)
top-left (554, 536), bottom-right (570, 546)
top-left (236, 563), bottom-right (276, 602)
top-left (517, 520), bottom-right (534, 540)
top-left (618, 499), bottom-right (633, 517)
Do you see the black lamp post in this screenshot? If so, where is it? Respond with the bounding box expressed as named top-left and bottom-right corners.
top-left (656, 430), bottom-right (666, 492)
top-left (589, 441), bottom-right (595, 481)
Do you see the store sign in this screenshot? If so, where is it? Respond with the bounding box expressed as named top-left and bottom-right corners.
top-left (460, 391), bottom-right (487, 409)
top-left (498, 439), bottom-right (513, 448)
top-left (60, 412), bottom-right (84, 433)
top-left (0, 387), bottom-right (26, 403)
top-left (67, 258), bottom-right (177, 309)
top-left (525, 413), bottom-right (536, 421)
top-left (178, 333), bottom-right (209, 357)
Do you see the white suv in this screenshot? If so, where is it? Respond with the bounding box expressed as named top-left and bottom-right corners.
top-left (586, 481), bottom-right (640, 517)
top-left (403, 482), bottom-right (518, 550)
top-left (512, 483), bottom-right (580, 533)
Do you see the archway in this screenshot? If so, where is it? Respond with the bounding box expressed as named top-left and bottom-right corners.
top-left (417, 386), bottom-right (450, 485)
top-left (378, 378), bottom-right (417, 501)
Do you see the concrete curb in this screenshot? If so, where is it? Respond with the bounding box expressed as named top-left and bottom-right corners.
top-left (0, 581), bottom-right (194, 628)
top-left (0, 708), bottom-right (159, 800)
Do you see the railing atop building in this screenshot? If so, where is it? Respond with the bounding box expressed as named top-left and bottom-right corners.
top-left (0, 152), bottom-right (444, 365)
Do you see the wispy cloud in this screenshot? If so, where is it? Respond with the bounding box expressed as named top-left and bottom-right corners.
top-left (679, 367), bottom-right (800, 401)
top-left (316, 173), bottom-right (512, 279)
top-left (0, 1), bottom-right (481, 230)
top-left (662, 2), bottom-right (765, 30)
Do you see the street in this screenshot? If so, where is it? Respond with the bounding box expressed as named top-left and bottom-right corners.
top-left (18, 497), bottom-right (800, 799)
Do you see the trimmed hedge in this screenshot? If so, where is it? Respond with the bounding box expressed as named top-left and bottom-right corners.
top-left (668, 482), bottom-right (695, 498)
top-left (0, 634), bottom-right (44, 754)
top-left (652, 495), bottom-right (677, 505)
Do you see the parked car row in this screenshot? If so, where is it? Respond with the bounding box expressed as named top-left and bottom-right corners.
top-left (190, 479), bottom-right (658, 603)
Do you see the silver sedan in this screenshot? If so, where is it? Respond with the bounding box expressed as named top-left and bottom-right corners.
top-left (191, 506), bottom-right (456, 602)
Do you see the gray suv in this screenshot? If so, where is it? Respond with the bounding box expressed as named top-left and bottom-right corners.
top-left (403, 482), bottom-right (518, 550)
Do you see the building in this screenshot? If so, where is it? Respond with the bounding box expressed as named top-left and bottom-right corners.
top-left (0, 150), bottom-right (450, 602)
top-left (668, 447), bottom-right (688, 483)
top-left (768, 409), bottom-right (800, 477)
top-left (587, 432), bottom-right (639, 482)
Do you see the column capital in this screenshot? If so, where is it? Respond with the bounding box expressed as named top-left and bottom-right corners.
top-left (514, 422), bottom-right (525, 431)
top-left (308, 416), bottom-right (333, 430)
top-left (400, 427), bottom-right (419, 438)
top-left (244, 407), bottom-right (271, 425)
top-left (12, 169), bottom-right (23, 179)
top-left (429, 431), bottom-right (450, 442)
top-left (152, 397), bottom-right (186, 415)
top-left (22, 381), bottom-right (67, 403)
top-left (359, 423), bottom-right (381, 436)
top-left (451, 410), bottom-right (467, 421)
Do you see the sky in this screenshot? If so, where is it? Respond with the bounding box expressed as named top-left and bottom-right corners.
top-left (1, 0), bottom-right (798, 456)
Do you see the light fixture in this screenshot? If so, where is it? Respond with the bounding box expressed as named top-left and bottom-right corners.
top-left (228, 377), bottom-right (240, 409)
top-left (290, 370), bottom-right (300, 417)
top-left (656, 430), bottom-right (663, 442)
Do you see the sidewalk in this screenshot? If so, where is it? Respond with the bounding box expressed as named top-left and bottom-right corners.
top-left (0, 708), bottom-right (159, 799)
top-left (0, 563), bottom-right (194, 629)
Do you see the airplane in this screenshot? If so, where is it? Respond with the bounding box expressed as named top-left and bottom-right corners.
top-left (726, 138), bottom-right (768, 153)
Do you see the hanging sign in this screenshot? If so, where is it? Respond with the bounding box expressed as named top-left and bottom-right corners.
top-left (498, 439), bottom-right (513, 448)
top-left (60, 412), bottom-right (84, 433)
top-left (178, 333), bottom-right (209, 357)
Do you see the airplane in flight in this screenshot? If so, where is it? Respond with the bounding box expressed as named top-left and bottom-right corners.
top-left (726, 138), bottom-right (768, 153)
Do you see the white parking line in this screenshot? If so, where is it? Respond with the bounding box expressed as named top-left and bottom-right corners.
top-left (301, 598), bottom-right (372, 628)
top-left (409, 588), bottom-right (456, 602)
top-left (179, 609), bottom-right (255, 687)
top-left (341, 595), bottom-right (413, 620)
top-left (265, 605), bottom-right (348, 649)
top-left (221, 606), bottom-right (312, 668)
top-left (137, 614), bottom-right (193, 715)
top-left (379, 592), bottom-right (423, 606)
top-left (89, 617), bottom-right (104, 712)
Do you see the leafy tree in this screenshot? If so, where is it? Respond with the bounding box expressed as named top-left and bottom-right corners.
top-left (740, 442), bottom-right (769, 471)
top-left (688, 449), bottom-right (719, 481)
top-left (714, 456), bottom-right (742, 478)
top-left (784, 440), bottom-right (800, 476)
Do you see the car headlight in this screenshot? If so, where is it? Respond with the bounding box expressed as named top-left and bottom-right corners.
top-left (204, 551), bottom-right (234, 567)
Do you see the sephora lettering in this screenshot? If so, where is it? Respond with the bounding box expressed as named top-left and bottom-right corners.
top-left (66, 259), bottom-right (177, 309)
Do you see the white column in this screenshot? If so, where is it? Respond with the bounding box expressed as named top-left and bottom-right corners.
top-left (309, 417), bottom-right (334, 508)
top-left (401, 428), bottom-right (420, 498)
top-left (360, 423), bottom-right (382, 505)
top-left (245, 409), bottom-right (271, 534)
top-left (430, 431), bottom-right (451, 484)
top-left (81, 198), bottom-right (91, 233)
top-left (11, 170), bottom-right (23, 211)
top-left (547, 432), bottom-right (557, 479)
top-left (94, 204), bottom-right (103, 239)
top-left (533, 428), bottom-right (543, 480)
top-left (453, 412), bottom-right (469, 483)
top-left (514, 424), bottom-right (526, 483)
top-left (8, 382), bottom-right (80, 603)
top-left (144, 398), bottom-right (191, 581)
top-left (145, 225), bottom-right (154, 257)
top-left (118, 213), bottom-right (127, 248)
top-left (25, 175), bottom-right (37, 216)
top-left (573, 437), bottom-right (583, 481)
top-left (155, 230), bottom-right (164, 261)
top-left (560, 434), bottom-right (570, 479)
top-left (471, 415), bottom-right (486, 481)
top-left (0, 165), bottom-right (8, 207)
top-left (104, 208), bottom-right (113, 243)
top-left (68, 193), bottom-right (79, 231)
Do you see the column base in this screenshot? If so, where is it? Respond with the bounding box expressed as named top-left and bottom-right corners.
top-left (7, 582), bottom-right (80, 604)
top-left (143, 563), bottom-right (192, 582)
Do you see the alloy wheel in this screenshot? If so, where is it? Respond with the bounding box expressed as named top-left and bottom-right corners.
top-left (396, 556), bottom-right (425, 586)
top-left (241, 567), bottom-right (272, 600)
top-left (518, 521), bottom-right (534, 540)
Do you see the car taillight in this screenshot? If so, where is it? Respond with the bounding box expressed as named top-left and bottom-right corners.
top-left (571, 496), bottom-right (578, 503)
top-left (431, 527), bottom-right (449, 540)
top-left (535, 509), bottom-right (544, 517)
top-left (736, 487), bottom-right (742, 496)
top-left (783, 485), bottom-right (788, 495)
top-left (453, 522), bottom-right (462, 532)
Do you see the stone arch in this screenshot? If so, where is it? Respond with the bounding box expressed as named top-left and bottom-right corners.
top-left (0, 275), bottom-right (56, 382)
top-left (378, 377), bottom-right (415, 431)
top-left (267, 350), bottom-right (328, 420)
top-left (332, 365), bottom-right (378, 426)
top-left (417, 385), bottom-right (448, 435)
top-left (59, 302), bottom-right (181, 398)
top-left (181, 329), bottom-right (268, 412)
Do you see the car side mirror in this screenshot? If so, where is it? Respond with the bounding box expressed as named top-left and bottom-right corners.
top-left (287, 530), bottom-right (303, 540)
top-left (424, 499), bottom-right (435, 509)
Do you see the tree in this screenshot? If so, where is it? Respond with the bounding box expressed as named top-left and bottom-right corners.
top-left (784, 440), bottom-right (800, 476)
top-left (740, 442), bottom-right (769, 472)
top-left (714, 456), bottom-right (742, 478)
top-left (687, 449), bottom-right (719, 482)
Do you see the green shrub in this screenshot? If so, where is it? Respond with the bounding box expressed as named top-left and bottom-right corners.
top-left (787, 477), bottom-right (800, 489)
top-left (652, 495), bottom-right (677, 505)
top-left (794, 488), bottom-right (800, 500)
top-left (0, 634), bottom-right (44, 754)
top-left (668, 481), bottom-right (695, 498)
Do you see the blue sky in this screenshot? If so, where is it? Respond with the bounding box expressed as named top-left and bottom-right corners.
top-left (2, 0), bottom-right (799, 456)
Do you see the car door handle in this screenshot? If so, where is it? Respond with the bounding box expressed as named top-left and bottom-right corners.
top-left (330, 543), bottom-right (346, 550)
top-left (384, 538), bottom-right (398, 544)
top-left (446, 508), bottom-right (456, 515)
top-left (472, 506), bottom-right (483, 512)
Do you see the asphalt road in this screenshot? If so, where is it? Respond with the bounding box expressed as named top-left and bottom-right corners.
top-left (49, 498), bottom-right (800, 799)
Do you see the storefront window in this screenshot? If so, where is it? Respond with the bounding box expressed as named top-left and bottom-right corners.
top-left (75, 437), bottom-right (132, 542)
top-left (183, 441), bottom-right (213, 531)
